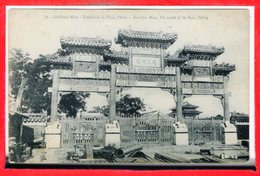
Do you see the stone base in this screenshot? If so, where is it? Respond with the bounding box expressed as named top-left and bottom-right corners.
top-left (172, 122), bottom-right (189, 145)
top-left (45, 122), bottom-right (61, 148)
top-left (105, 120), bottom-right (120, 148)
top-left (221, 121), bottom-right (238, 145)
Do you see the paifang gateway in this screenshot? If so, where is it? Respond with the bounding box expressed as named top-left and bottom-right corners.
top-left (46, 29), bottom-right (237, 147)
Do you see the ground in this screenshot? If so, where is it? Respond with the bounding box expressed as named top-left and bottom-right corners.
top-left (24, 142), bottom-right (249, 165)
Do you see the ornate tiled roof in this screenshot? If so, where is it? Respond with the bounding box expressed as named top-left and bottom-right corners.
top-left (183, 102), bottom-right (199, 109)
top-left (170, 108), bottom-right (201, 116)
top-left (116, 29), bottom-right (178, 46)
top-left (23, 116), bottom-right (50, 123)
top-left (99, 61), bottom-right (112, 66)
top-left (172, 102), bottom-right (199, 111)
top-left (60, 36), bottom-right (112, 49)
top-left (182, 109), bottom-right (202, 115)
top-left (213, 63), bottom-right (235, 75)
top-left (99, 61), bottom-right (112, 71)
top-left (165, 54), bottom-right (188, 63)
top-left (165, 50), bottom-right (188, 66)
top-left (230, 112), bottom-right (249, 123)
top-left (46, 56), bottom-right (73, 65)
top-left (181, 45), bottom-right (225, 55)
top-left (45, 56), bottom-right (73, 70)
top-left (103, 50), bottom-right (130, 60)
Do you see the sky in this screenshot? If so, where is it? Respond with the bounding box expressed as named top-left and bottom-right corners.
top-left (8, 9), bottom-right (250, 117)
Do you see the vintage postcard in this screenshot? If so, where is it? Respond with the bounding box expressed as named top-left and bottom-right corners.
top-left (6, 7), bottom-right (254, 168)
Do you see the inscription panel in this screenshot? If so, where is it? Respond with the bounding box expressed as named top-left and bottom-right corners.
top-left (60, 78), bottom-right (110, 86)
top-left (188, 59), bottom-right (211, 67)
top-left (59, 85), bottom-right (109, 92)
top-left (193, 67), bottom-right (210, 77)
top-left (74, 62), bottom-right (97, 72)
top-left (193, 89), bottom-right (214, 95)
top-left (116, 65), bottom-right (176, 75)
top-left (116, 73), bottom-right (176, 88)
top-left (72, 53), bottom-right (98, 62)
top-left (59, 70), bottom-right (110, 79)
top-left (182, 82), bottom-right (224, 95)
top-left (132, 55), bottom-right (161, 67)
top-left (132, 47), bottom-right (161, 56)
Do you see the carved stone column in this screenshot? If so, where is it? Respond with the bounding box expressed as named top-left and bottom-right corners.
top-left (109, 64), bottom-right (116, 122)
top-left (176, 66), bottom-right (183, 123)
top-left (223, 76), bottom-right (230, 123)
top-left (51, 70), bottom-right (60, 123)
top-left (221, 75), bottom-right (237, 144)
top-left (173, 66), bottom-right (189, 145)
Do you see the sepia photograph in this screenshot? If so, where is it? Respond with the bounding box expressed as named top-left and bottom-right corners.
top-left (6, 7), bottom-right (254, 168)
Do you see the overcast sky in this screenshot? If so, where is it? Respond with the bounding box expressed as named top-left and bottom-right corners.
top-left (8, 9), bottom-right (250, 117)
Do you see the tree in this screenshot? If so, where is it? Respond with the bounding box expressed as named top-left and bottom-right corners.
top-left (100, 94), bottom-right (146, 117)
top-left (9, 48), bottom-right (89, 116)
top-left (21, 54), bottom-right (53, 113)
top-left (9, 49), bottom-right (53, 113)
top-left (8, 49), bottom-right (31, 97)
top-left (116, 94), bottom-right (145, 116)
top-left (58, 92), bottom-right (90, 118)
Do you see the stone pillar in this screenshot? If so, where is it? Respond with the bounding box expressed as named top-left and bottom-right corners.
top-left (223, 76), bottom-right (230, 122)
top-left (172, 122), bottom-right (189, 145)
top-left (172, 66), bottom-right (189, 145)
top-left (160, 48), bottom-right (165, 70)
top-left (176, 66), bottom-right (183, 123)
top-left (129, 47), bottom-right (133, 68)
top-left (105, 120), bottom-right (120, 148)
top-left (109, 64), bottom-right (116, 122)
top-left (51, 70), bottom-right (60, 123)
top-left (45, 122), bottom-right (61, 148)
top-left (131, 116), bottom-right (136, 144)
top-left (221, 122), bottom-right (238, 145)
top-left (87, 133), bottom-right (94, 159)
top-left (222, 76), bottom-right (237, 145)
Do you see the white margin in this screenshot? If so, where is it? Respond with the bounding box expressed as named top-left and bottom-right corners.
top-left (248, 6), bottom-right (255, 163)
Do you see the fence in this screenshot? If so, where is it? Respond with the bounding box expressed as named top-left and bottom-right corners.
top-left (59, 115), bottom-right (227, 148)
top-left (184, 118), bottom-right (223, 145)
top-left (116, 114), bottom-right (175, 146)
top-left (60, 118), bottom-right (108, 148)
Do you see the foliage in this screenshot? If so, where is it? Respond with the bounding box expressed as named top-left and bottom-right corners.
top-left (9, 48), bottom-right (89, 115)
top-left (100, 94), bottom-right (146, 117)
top-left (58, 92), bottom-right (90, 118)
top-left (116, 94), bottom-right (146, 116)
top-left (21, 54), bottom-right (53, 113)
top-left (8, 49), bottom-right (31, 97)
